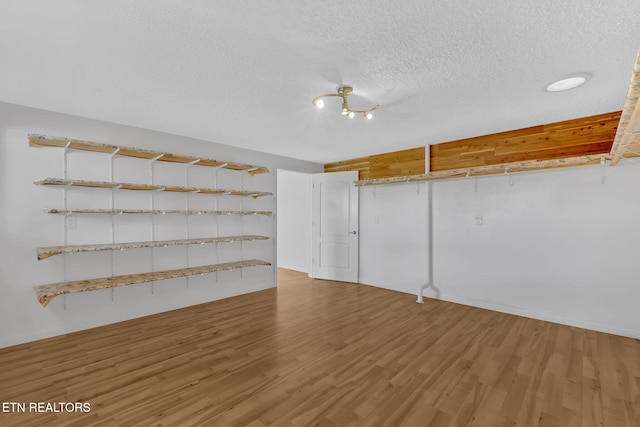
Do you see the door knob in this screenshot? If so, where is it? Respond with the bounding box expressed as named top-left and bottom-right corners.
top-left (350, 230), bottom-right (357, 235)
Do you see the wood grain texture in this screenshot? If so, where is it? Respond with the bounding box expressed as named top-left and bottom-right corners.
top-left (44, 208), bottom-right (273, 216)
top-left (324, 147), bottom-right (425, 180)
top-left (325, 112), bottom-right (620, 182)
top-left (28, 134), bottom-right (270, 174)
top-left (431, 111), bottom-right (621, 172)
top-left (37, 235), bottom-right (269, 260)
top-left (33, 260), bottom-right (271, 307)
top-left (3, 269), bottom-right (639, 426)
top-left (34, 178), bottom-right (272, 198)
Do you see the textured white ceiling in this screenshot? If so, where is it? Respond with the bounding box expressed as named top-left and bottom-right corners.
top-left (1, 1), bottom-right (639, 163)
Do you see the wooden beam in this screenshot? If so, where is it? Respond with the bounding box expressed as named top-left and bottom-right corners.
top-left (610, 48), bottom-right (640, 165)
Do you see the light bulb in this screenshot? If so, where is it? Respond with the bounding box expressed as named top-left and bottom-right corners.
top-left (365, 112), bottom-right (373, 120)
top-left (314, 99), bottom-right (324, 108)
top-left (341, 100), bottom-right (349, 115)
top-left (348, 111), bottom-right (355, 118)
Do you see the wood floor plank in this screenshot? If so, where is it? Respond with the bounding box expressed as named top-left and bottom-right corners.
top-left (1, 268), bottom-right (639, 426)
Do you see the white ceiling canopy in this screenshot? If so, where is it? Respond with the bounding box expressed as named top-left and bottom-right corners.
top-left (1, 1), bottom-right (639, 163)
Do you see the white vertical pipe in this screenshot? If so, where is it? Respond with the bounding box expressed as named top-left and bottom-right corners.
top-left (417, 145), bottom-right (433, 303)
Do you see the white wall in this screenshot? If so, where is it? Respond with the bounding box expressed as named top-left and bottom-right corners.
top-left (359, 182), bottom-right (429, 294)
top-left (431, 164), bottom-right (640, 338)
top-left (276, 169), bottom-right (312, 273)
top-left (0, 102), bottom-right (322, 348)
top-left (359, 162), bottom-right (640, 338)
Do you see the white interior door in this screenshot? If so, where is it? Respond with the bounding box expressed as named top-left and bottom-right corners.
top-left (311, 171), bottom-right (359, 282)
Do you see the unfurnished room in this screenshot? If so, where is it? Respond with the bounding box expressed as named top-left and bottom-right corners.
top-left (1, 1), bottom-right (640, 426)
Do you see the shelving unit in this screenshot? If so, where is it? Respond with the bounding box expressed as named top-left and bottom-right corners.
top-left (34, 260), bottom-right (272, 307)
top-left (44, 208), bottom-right (272, 216)
top-left (34, 178), bottom-right (272, 198)
top-left (37, 235), bottom-right (270, 260)
top-left (29, 134), bottom-right (270, 174)
top-left (31, 135), bottom-right (274, 307)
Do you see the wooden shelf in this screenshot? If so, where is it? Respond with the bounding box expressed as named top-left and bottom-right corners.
top-left (356, 154), bottom-right (608, 186)
top-left (34, 259), bottom-right (272, 307)
top-left (44, 208), bottom-right (272, 216)
top-left (37, 235), bottom-right (270, 260)
top-left (30, 134), bottom-right (274, 308)
top-left (34, 178), bottom-right (272, 198)
top-left (29, 134), bottom-right (270, 175)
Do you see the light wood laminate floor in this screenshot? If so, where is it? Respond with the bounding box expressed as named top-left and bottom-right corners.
top-left (1, 269), bottom-right (639, 426)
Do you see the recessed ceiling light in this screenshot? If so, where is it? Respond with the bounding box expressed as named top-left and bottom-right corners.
top-left (544, 73), bottom-right (591, 92)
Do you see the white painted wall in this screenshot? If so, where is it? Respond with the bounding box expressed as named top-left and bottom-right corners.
top-left (276, 169), bottom-right (312, 273)
top-left (430, 164), bottom-right (640, 338)
top-left (359, 163), bottom-right (640, 338)
top-left (359, 182), bottom-right (429, 294)
top-left (0, 102), bottom-right (322, 348)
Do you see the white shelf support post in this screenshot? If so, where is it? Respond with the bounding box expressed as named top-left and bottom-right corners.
top-left (418, 146), bottom-right (434, 303)
top-left (149, 154), bottom-right (163, 295)
top-left (184, 159), bottom-right (199, 288)
top-left (239, 171), bottom-right (253, 278)
top-left (62, 141), bottom-right (72, 310)
top-left (466, 171), bottom-right (478, 192)
top-left (212, 164), bottom-right (227, 283)
top-left (601, 157), bottom-right (606, 184)
top-left (110, 148), bottom-right (120, 301)
top-left (504, 168), bottom-right (514, 187)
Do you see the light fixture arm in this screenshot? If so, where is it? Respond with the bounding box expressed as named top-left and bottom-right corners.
top-left (346, 104), bottom-right (380, 114)
top-left (312, 86), bottom-right (379, 118)
top-left (311, 93), bottom-right (341, 106)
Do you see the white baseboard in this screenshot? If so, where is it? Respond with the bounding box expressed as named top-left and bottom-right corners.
top-left (432, 293), bottom-right (640, 339)
top-left (359, 280), bottom-right (640, 339)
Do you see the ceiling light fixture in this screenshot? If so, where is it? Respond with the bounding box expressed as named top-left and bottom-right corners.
top-left (312, 86), bottom-right (379, 119)
top-left (544, 72), bottom-right (592, 92)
